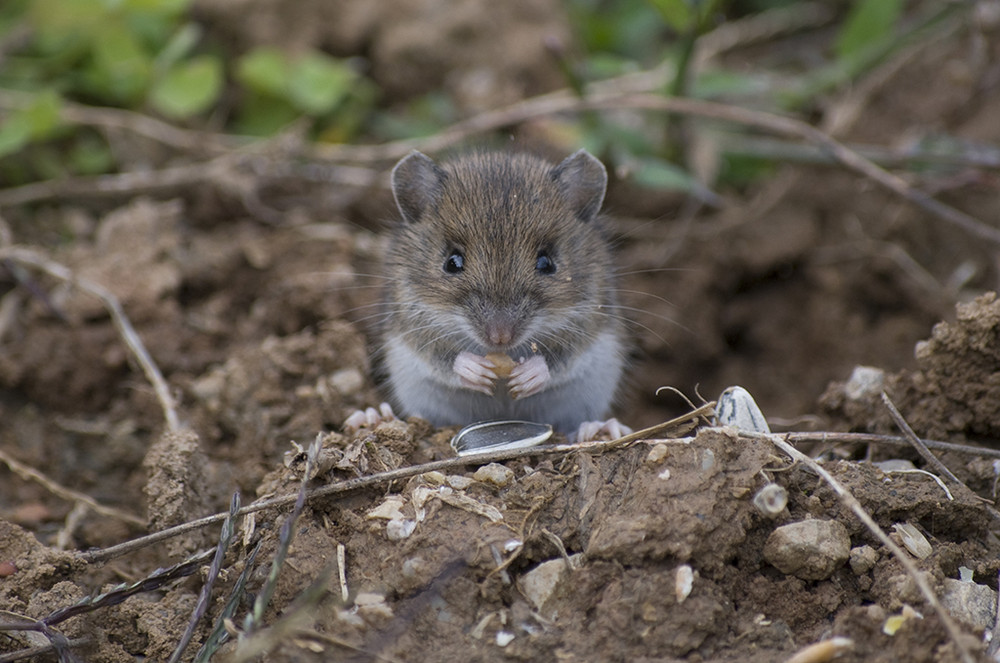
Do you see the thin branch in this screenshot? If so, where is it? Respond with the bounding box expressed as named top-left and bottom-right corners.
top-left (0, 88), bottom-right (244, 155)
top-left (0, 247), bottom-right (179, 431)
top-left (0, 447), bottom-right (144, 527)
top-left (0, 156), bottom-right (239, 208)
top-left (880, 392), bottom-right (962, 484)
top-left (786, 432), bottom-right (1000, 460)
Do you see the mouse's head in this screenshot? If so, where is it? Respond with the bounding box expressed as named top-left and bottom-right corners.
top-left (387, 150), bottom-right (614, 356)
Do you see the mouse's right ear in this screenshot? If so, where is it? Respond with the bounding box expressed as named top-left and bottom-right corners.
top-left (391, 151), bottom-right (446, 224)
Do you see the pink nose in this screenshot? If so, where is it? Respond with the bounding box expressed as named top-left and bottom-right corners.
top-left (486, 322), bottom-right (514, 346)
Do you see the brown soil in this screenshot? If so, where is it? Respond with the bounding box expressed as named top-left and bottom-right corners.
top-left (2, 3), bottom-right (1000, 662)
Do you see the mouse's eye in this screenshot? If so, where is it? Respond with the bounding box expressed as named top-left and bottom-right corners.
top-left (535, 251), bottom-right (556, 275)
top-left (443, 250), bottom-right (465, 274)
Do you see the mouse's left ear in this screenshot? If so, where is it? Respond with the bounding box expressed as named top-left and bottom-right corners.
top-left (392, 150), bottom-right (447, 224)
top-left (550, 149), bottom-right (607, 222)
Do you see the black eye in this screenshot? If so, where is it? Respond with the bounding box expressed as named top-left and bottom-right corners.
top-left (535, 251), bottom-right (556, 275)
top-left (443, 250), bottom-right (464, 274)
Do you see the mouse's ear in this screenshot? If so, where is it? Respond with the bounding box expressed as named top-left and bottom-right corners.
top-left (392, 151), bottom-right (447, 224)
top-left (550, 149), bottom-right (607, 222)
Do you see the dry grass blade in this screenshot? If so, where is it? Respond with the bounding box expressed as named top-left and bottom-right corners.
top-left (0, 619), bottom-right (81, 663)
top-left (245, 434), bottom-right (321, 632)
top-left (787, 432), bottom-right (1000, 460)
top-left (0, 447), bottom-right (144, 527)
top-left (0, 247), bottom-right (179, 431)
top-left (168, 492), bottom-right (242, 663)
top-left (756, 431), bottom-right (976, 663)
top-left (193, 540), bottom-right (264, 663)
top-left (225, 563), bottom-right (335, 663)
top-left (0, 637), bottom-right (88, 663)
top-left (880, 392), bottom-right (962, 484)
top-left (42, 549), bottom-right (214, 627)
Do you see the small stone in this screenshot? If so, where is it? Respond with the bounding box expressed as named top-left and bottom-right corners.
top-left (646, 443), bottom-right (668, 464)
top-left (0, 561), bottom-right (16, 577)
top-left (386, 518), bottom-right (416, 540)
top-left (849, 545), bottom-right (878, 575)
top-left (446, 475), bottom-right (474, 490)
top-left (940, 578), bottom-right (997, 630)
top-left (844, 366), bottom-right (885, 400)
top-left (763, 519), bottom-right (851, 580)
top-left (518, 554), bottom-right (581, 614)
top-left (329, 368), bottom-right (364, 394)
top-left (474, 463), bottom-right (515, 487)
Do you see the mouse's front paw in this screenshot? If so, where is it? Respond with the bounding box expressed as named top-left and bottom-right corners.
top-left (508, 354), bottom-right (551, 400)
top-left (453, 351), bottom-right (497, 395)
top-left (344, 402), bottom-right (397, 431)
top-left (574, 418), bottom-right (631, 442)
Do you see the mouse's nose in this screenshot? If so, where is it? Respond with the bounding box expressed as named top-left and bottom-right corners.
top-left (486, 320), bottom-right (514, 346)
top-left (482, 309), bottom-right (518, 347)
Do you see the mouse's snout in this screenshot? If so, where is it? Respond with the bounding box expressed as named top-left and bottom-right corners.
top-left (477, 306), bottom-right (528, 350)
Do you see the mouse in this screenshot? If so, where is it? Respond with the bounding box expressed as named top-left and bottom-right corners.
top-left (352, 149), bottom-right (629, 440)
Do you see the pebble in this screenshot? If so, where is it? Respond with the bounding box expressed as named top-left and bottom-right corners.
top-left (848, 545), bottom-right (878, 575)
top-left (473, 463), bottom-right (514, 487)
top-left (763, 519), bottom-right (851, 580)
top-left (518, 554), bottom-right (581, 614)
top-left (844, 366), bottom-right (885, 400)
top-left (940, 578), bottom-right (997, 630)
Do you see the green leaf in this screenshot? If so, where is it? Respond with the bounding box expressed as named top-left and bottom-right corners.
top-left (646, 0), bottom-right (694, 32)
top-left (123, 0), bottom-right (192, 16)
top-left (69, 133), bottom-right (114, 174)
top-left (287, 53), bottom-right (354, 115)
top-left (87, 24), bottom-right (153, 103)
top-left (0, 115), bottom-right (32, 159)
top-left (0, 90), bottom-right (62, 158)
top-left (629, 157), bottom-right (699, 192)
top-left (835, 0), bottom-right (903, 60)
top-left (233, 94), bottom-right (300, 136)
top-left (236, 47), bottom-right (290, 97)
top-left (25, 90), bottom-right (62, 138)
top-left (149, 55), bottom-right (222, 118)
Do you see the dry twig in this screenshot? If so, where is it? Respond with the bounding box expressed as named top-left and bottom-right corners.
top-left (0, 447), bottom-right (144, 527)
top-left (0, 247), bottom-right (179, 431)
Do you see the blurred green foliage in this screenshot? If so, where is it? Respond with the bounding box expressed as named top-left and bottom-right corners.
top-left (0, 0), bottom-right (374, 183)
top-left (0, 0), bottom-right (930, 195)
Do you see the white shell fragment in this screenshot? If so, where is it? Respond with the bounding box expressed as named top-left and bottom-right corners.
top-left (715, 386), bottom-right (771, 433)
top-left (675, 564), bottom-right (694, 604)
top-left (893, 522), bottom-right (932, 559)
top-left (495, 631), bottom-right (515, 647)
top-left (752, 483), bottom-right (788, 517)
top-left (785, 637), bottom-right (854, 663)
top-left (451, 420), bottom-right (553, 456)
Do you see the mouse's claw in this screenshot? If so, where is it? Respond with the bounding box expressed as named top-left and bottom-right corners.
top-left (573, 418), bottom-right (631, 442)
top-left (508, 354), bottom-right (551, 400)
top-left (344, 402), bottom-right (397, 431)
top-left (453, 351), bottom-right (497, 395)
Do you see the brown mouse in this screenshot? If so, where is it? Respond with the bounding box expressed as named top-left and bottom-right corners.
top-left (372, 149), bottom-right (629, 439)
